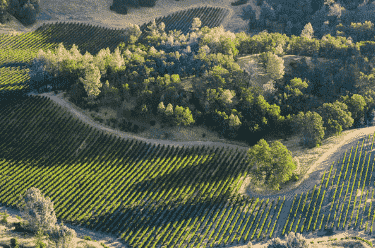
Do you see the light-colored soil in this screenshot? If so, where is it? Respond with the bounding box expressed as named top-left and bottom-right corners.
top-left (0, 206), bottom-right (128, 248)
top-left (0, 0), bottom-right (255, 35)
top-left (240, 126), bottom-right (375, 201)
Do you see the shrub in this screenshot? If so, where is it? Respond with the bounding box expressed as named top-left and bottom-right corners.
top-left (84, 236), bottom-right (92, 241)
top-left (267, 237), bottom-right (286, 248)
top-left (10, 238), bottom-right (18, 248)
top-left (285, 232), bottom-right (309, 248)
top-left (48, 223), bottom-right (77, 248)
top-left (18, 2), bottom-right (37, 25)
top-left (34, 229), bottom-right (47, 248)
top-left (110, 0), bottom-right (127, 14)
top-left (17, 187), bottom-right (57, 233)
top-left (0, 211), bottom-right (9, 224)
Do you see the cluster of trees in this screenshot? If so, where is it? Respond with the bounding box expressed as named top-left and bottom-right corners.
top-left (16, 187), bottom-right (77, 247)
top-left (32, 43), bottom-right (125, 105)
top-left (157, 102), bottom-right (195, 126)
top-left (30, 16), bottom-right (375, 152)
top-left (248, 0), bottom-right (375, 41)
top-left (0, 0), bottom-right (41, 25)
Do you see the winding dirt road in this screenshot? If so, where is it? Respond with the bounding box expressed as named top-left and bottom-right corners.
top-left (27, 91), bottom-right (375, 202)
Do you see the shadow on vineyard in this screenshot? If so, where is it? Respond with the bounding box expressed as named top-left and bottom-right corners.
top-left (34, 22), bottom-right (125, 55)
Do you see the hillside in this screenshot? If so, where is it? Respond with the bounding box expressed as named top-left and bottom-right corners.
top-left (2, 0), bottom-right (375, 247)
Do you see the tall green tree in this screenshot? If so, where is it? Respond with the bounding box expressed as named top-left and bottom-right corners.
top-left (246, 139), bottom-right (297, 190)
top-left (259, 51), bottom-right (285, 81)
top-left (301, 22), bottom-right (314, 39)
top-left (317, 101), bottom-right (354, 136)
top-left (340, 94), bottom-right (366, 125)
top-left (293, 111), bottom-right (325, 148)
top-left (174, 105), bottom-right (195, 126)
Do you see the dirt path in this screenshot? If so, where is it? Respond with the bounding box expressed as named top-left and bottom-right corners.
top-left (27, 91), bottom-right (251, 151)
top-left (1, 0), bottom-right (253, 35)
top-left (243, 126), bottom-right (375, 201)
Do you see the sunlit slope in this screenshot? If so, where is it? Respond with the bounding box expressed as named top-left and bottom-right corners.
top-left (0, 95), bottom-right (269, 248)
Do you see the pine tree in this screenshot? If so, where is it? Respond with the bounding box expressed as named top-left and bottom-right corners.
top-left (165, 103), bottom-right (174, 116)
top-left (301, 22), bottom-right (314, 39)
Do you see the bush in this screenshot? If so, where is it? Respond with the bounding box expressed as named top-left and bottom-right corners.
top-left (84, 236), bottom-right (92, 241)
top-left (290, 173), bottom-right (299, 182)
top-left (285, 232), bottom-right (309, 248)
top-left (0, 211), bottom-right (9, 224)
top-left (10, 238), bottom-right (18, 248)
top-left (17, 187), bottom-right (57, 233)
top-left (48, 223), bottom-right (77, 248)
top-left (110, 0), bottom-right (127, 14)
top-left (18, 2), bottom-right (37, 25)
top-left (267, 237), bottom-right (286, 248)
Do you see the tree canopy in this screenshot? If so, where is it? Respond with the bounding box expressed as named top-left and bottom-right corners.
top-left (246, 139), bottom-right (297, 190)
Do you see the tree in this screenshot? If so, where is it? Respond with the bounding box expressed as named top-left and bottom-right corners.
top-left (78, 64), bottom-right (102, 100)
top-left (260, 0), bottom-right (276, 22)
top-left (120, 23), bottom-right (142, 44)
top-left (283, 77), bottom-right (309, 114)
top-left (259, 51), bottom-right (285, 81)
top-left (293, 111), bottom-right (325, 148)
top-left (301, 22), bottom-right (314, 39)
top-left (341, 94), bottom-right (367, 125)
top-left (191, 17), bottom-right (202, 32)
top-left (0, 0), bottom-right (8, 12)
top-left (7, 0), bottom-right (20, 15)
top-left (19, 2), bottom-right (37, 25)
top-left (246, 139), bottom-right (297, 190)
top-left (174, 105), bottom-right (195, 126)
top-left (317, 101), bottom-right (354, 136)
top-left (157, 101), bottom-right (166, 114)
top-left (17, 187), bottom-right (57, 233)
top-left (242, 58), bottom-right (266, 88)
top-left (165, 103), bottom-right (174, 116)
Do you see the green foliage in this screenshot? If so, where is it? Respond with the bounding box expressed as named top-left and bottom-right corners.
top-left (317, 101), bottom-right (354, 136)
top-left (173, 105), bottom-right (195, 126)
top-left (84, 236), bottom-right (92, 241)
top-left (286, 232), bottom-right (309, 248)
top-left (0, 211), bottom-right (9, 224)
top-left (267, 237), bottom-right (286, 248)
top-left (34, 229), bottom-right (47, 248)
top-left (293, 111), bottom-right (325, 148)
top-left (120, 24), bottom-right (142, 45)
top-left (0, 0), bottom-right (8, 11)
top-left (259, 51), bottom-right (285, 81)
top-left (48, 223), bottom-right (77, 248)
top-left (10, 238), bottom-right (19, 248)
top-left (286, 36), bottom-right (320, 56)
top-left (247, 139), bottom-right (297, 190)
top-left (301, 22), bottom-right (314, 40)
top-left (335, 21), bottom-right (375, 43)
top-left (165, 103), bottom-right (174, 116)
top-left (340, 94), bottom-right (366, 123)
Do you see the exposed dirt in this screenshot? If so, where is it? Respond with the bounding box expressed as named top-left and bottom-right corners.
top-left (0, 0), bottom-right (257, 35)
top-left (0, 206), bottom-right (128, 248)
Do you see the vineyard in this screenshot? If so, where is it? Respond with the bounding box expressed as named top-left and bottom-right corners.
top-left (138, 6), bottom-right (230, 40)
top-left (1, 92), bottom-right (375, 247)
top-left (2, 4), bottom-right (375, 248)
top-left (0, 6), bottom-right (229, 98)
